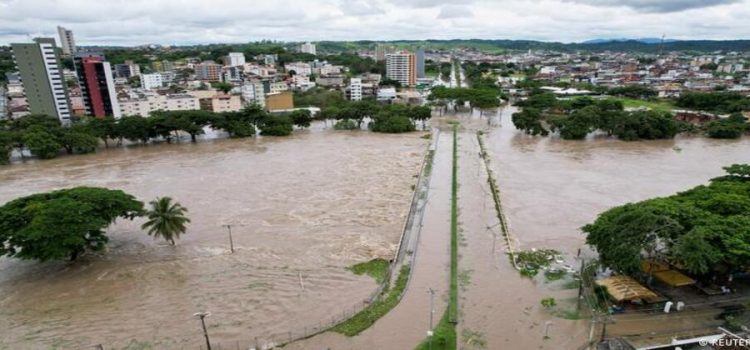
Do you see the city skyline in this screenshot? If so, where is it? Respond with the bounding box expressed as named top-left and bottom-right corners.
top-left (1, 0), bottom-right (750, 46)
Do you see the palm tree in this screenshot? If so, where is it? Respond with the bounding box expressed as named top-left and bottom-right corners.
top-left (141, 197), bottom-right (191, 245)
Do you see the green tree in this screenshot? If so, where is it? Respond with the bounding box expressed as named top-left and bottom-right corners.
top-left (512, 107), bottom-right (549, 136)
top-left (213, 82), bottom-right (233, 94)
top-left (86, 116), bottom-right (119, 147)
top-left (584, 165), bottom-right (750, 276)
top-left (141, 197), bottom-right (191, 245)
top-left (0, 187), bottom-right (144, 261)
top-left (117, 116), bottom-right (154, 144)
top-left (60, 124), bottom-right (99, 154)
top-left (258, 115), bottom-right (294, 136)
top-left (23, 127), bottom-right (62, 159)
top-left (288, 109), bottom-right (313, 128)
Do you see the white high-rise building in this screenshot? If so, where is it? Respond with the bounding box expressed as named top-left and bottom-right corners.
top-left (57, 26), bottom-right (76, 55)
top-left (348, 78), bottom-right (362, 101)
top-left (226, 52), bottom-right (246, 67)
top-left (11, 38), bottom-right (72, 123)
top-left (241, 82), bottom-right (266, 108)
top-left (300, 42), bottom-right (316, 55)
top-left (386, 52), bottom-right (416, 87)
top-left (141, 73), bottom-right (164, 90)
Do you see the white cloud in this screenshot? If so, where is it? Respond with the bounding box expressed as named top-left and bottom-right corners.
top-left (0, 0), bottom-right (749, 45)
top-left (437, 5), bottom-right (473, 19)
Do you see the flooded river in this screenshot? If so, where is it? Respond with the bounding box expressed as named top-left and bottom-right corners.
top-left (486, 106), bottom-right (750, 256)
top-left (0, 125), bottom-right (426, 349)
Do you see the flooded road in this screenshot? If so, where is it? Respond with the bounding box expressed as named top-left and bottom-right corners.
top-left (0, 124), bottom-right (426, 349)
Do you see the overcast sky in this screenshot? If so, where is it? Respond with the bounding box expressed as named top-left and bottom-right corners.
top-left (1, 0), bottom-right (749, 46)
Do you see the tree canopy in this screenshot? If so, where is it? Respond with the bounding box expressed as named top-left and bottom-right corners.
top-left (0, 187), bottom-right (144, 261)
top-left (583, 164), bottom-right (750, 277)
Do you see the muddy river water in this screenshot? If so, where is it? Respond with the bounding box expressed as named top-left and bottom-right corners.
top-left (1, 107), bottom-right (749, 350)
top-left (0, 125), bottom-right (426, 349)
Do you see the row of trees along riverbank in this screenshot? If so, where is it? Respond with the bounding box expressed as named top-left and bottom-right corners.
top-left (512, 91), bottom-right (749, 141)
top-left (0, 100), bottom-right (435, 165)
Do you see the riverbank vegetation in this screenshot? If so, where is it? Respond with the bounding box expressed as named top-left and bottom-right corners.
top-left (0, 106), bottom-right (316, 164)
top-left (317, 100), bottom-right (431, 133)
top-left (428, 86), bottom-right (504, 116)
top-left (349, 258), bottom-right (390, 284)
top-left (512, 92), bottom-right (749, 141)
top-left (0, 187), bottom-right (143, 261)
top-left (331, 265), bottom-right (410, 336)
top-left (584, 164), bottom-right (750, 277)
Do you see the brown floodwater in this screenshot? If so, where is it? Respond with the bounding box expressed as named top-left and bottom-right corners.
top-left (486, 106), bottom-right (750, 257)
top-left (0, 124), bottom-right (426, 349)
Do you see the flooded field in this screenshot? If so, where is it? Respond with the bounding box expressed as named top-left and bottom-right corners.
top-left (0, 125), bottom-right (426, 349)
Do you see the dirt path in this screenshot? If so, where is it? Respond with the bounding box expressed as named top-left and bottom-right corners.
top-left (285, 130), bottom-right (454, 350)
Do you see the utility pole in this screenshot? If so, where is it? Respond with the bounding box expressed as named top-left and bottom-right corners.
top-left (428, 288), bottom-right (435, 350)
top-left (194, 312), bottom-right (212, 350)
top-left (221, 224), bottom-right (235, 253)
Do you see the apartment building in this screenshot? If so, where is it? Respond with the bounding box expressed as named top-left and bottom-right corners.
top-left (114, 60), bottom-right (141, 78)
top-left (241, 81), bottom-right (266, 108)
top-left (386, 51), bottom-right (416, 87)
top-left (73, 53), bottom-right (121, 118)
top-left (11, 38), bottom-right (72, 123)
top-left (195, 61), bottom-right (222, 81)
top-left (300, 42), bottom-right (316, 55)
top-left (57, 26), bottom-right (76, 55)
top-left (141, 73), bottom-right (164, 90)
top-left (224, 52), bottom-right (246, 67)
top-left (119, 93), bottom-right (199, 117)
top-left (347, 78), bottom-right (363, 101)
top-left (285, 62), bottom-right (312, 77)
top-left (199, 94), bottom-right (242, 113)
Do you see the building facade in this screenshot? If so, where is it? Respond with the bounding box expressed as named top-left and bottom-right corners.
top-left (416, 48), bottom-right (425, 79)
top-left (141, 73), bottom-right (164, 90)
top-left (73, 53), bottom-right (121, 118)
top-left (196, 62), bottom-right (222, 81)
top-left (225, 52), bottom-right (246, 67)
top-left (114, 61), bottom-right (141, 79)
top-left (348, 78), bottom-right (362, 101)
top-left (199, 94), bottom-right (242, 113)
top-left (386, 52), bottom-right (416, 87)
top-left (57, 26), bottom-right (76, 55)
top-left (11, 38), bottom-right (72, 123)
top-left (241, 81), bottom-right (266, 108)
top-left (300, 42), bottom-right (316, 55)
top-left (119, 94), bottom-right (199, 117)
top-left (265, 91), bottom-right (294, 111)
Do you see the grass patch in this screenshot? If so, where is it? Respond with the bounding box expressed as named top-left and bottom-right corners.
top-left (332, 265), bottom-right (410, 336)
top-left (614, 98), bottom-right (676, 113)
top-left (415, 309), bottom-right (457, 350)
top-left (349, 258), bottom-right (390, 284)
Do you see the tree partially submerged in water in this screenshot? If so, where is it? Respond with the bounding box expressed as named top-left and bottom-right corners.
top-left (583, 164), bottom-right (750, 277)
top-left (0, 187), bottom-right (144, 261)
top-left (141, 197), bottom-right (191, 246)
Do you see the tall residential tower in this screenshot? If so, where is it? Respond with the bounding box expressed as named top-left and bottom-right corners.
top-left (73, 53), bottom-right (121, 118)
top-left (11, 38), bottom-right (72, 123)
top-left (57, 26), bottom-right (77, 56)
top-left (385, 51), bottom-right (416, 87)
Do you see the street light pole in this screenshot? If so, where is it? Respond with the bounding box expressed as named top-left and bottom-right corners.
top-left (194, 312), bottom-right (212, 350)
top-left (221, 225), bottom-right (234, 253)
top-left (428, 288), bottom-right (435, 350)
